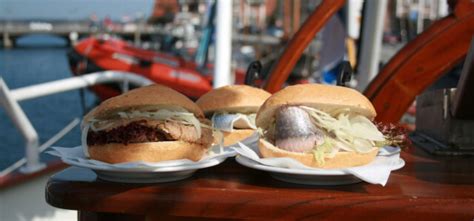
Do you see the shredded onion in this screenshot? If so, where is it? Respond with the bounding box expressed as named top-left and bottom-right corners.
top-left (300, 106), bottom-right (385, 153)
top-left (333, 139), bottom-right (354, 152)
top-left (350, 115), bottom-right (385, 141)
top-left (90, 120), bottom-right (115, 132)
top-left (87, 109), bottom-right (203, 137)
top-left (353, 138), bottom-right (376, 153)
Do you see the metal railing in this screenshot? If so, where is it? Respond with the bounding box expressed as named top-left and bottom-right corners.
top-left (0, 71), bottom-right (153, 175)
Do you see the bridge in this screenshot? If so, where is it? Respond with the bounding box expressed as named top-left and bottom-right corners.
top-left (1, 20), bottom-right (281, 48)
top-left (0, 20), bottom-right (169, 48)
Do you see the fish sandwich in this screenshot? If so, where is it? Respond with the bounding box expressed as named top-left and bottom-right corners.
top-left (82, 84), bottom-right (213, 163)
top-left (196, 85), bottom-right (271, 146)
top-left (256, 84), bottom-right (387, 169)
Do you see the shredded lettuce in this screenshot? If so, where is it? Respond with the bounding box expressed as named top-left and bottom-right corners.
top-left (374, 140), bottom-right (391, 147)
top-left (312, 138), bottom-right (334, 165)
top-left (312, 148), bottom-right (325, 166)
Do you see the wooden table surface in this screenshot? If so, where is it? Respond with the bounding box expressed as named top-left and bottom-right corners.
top-left (45, 146), bottom-right (474, 221)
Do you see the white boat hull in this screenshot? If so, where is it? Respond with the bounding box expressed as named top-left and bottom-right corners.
top-left (0, 170), bottom-right (76, 221)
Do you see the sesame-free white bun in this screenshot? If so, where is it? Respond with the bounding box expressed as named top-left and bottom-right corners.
top-left (258, 139), bottom-right (378, 169)
top-left (256, 84), bottom-right (379, 168)
top-left (197, 85), bottom-right (270, 145)
top-left (85, 84), bottom-right (204, 122)
top-left (196, 85), bottom-right (271, 115)
top-left (88, 141), bottom-right (207, 163)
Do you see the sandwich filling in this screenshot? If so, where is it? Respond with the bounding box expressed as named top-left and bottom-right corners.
top-left (83, 109), bottom-right (213, 154)
top-left (211, 112), bottom-right (256, 132)
top-left (263, 105), bottom-right (386, 165)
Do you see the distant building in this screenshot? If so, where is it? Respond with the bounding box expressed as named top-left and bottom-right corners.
top-left (148, 0), bottom-right (179, 24)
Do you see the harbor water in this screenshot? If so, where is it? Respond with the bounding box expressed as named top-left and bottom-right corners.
top-left (0, 36), bottom-right (96, 170)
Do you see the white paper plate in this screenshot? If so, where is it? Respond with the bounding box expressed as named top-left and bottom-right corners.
top-left (63, 156), bottom-right (228, 183)
top-left (235, 155), bottom-right (405, 185)
top-left (48, 145), bottom-right (235, 183)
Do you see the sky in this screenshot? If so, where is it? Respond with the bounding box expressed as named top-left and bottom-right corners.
top-left (0, 0), bottom-right (154, 20)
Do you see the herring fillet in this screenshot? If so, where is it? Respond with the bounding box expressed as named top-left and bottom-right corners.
top-left (212, 113), bottom-right (256, 132)
top-left (275, 106), bottom-right (324, 152)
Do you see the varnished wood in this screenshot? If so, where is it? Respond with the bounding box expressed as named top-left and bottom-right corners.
top-left (364, 0), bottom-right (474, 122)
top-left (263, 0), bottom-right (345, 93)
top-left (46, 146), bottom-right (474, 220)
